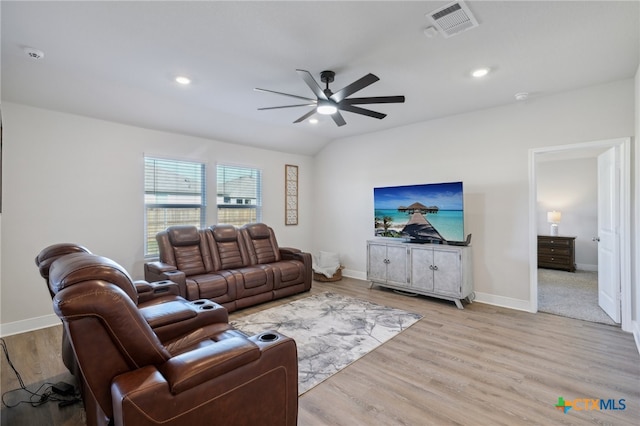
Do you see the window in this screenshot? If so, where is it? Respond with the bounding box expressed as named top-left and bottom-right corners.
top-left (144, 157), bottom-right (206, 256)
top-left (217, 164), bottom-right (262, 226)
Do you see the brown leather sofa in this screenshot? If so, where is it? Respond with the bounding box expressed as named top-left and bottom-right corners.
top-left (49, 252), bottom-right (298, 426)
top-left (145, 223), bottom-right (312, 312)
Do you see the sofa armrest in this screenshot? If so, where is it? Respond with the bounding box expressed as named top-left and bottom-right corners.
top-left (279, 247), bottom-right (301, 255)
top-left (145, 261), bottom-right (177, 274)
top-left (111, 332), bottom-right (298, 425)
top-left (144, 262), bottom-right (187, 297)
top-left (135, 280), bottom-right (180, 304)
top-left (141, 299), bottom-right (229, 343)
top-left (280, 249), bottom-right (312, 269)
top-left (280, 248), bottom-right (310, 263)
top-left (159, 337), bottom-right (260, 394)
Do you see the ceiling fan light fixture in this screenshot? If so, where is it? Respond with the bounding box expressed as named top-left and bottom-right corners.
top-left (317, 102), bottom-right (337, 115)
top-left (257, 69), bottom-right (405, 127)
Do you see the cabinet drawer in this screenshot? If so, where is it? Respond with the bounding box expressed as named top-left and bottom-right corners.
top-left (538, 254), bottom-right (571, 265)
top-left (538, 246), bottom-right (571, 256)
top-left (538, 238), bottom-right (572, 248)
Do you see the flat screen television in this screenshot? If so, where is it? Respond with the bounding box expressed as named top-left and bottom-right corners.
top-left (374, 181), bottom-right (464, 243)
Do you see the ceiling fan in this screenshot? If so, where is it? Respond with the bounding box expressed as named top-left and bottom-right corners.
top-left (255, 69), bottom-right (405, 127)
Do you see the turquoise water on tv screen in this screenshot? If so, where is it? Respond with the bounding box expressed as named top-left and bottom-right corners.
top-left (374, 209), bottom-right (464, 241)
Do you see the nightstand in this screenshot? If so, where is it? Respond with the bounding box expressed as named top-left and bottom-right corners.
top-left (537, 236), bottom-right (576, 272)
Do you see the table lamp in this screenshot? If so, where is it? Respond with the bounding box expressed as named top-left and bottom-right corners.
top-left (547, 210), bottom-right (562, 236)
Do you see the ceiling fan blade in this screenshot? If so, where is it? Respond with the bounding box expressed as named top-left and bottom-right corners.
top-left (330, 73), bottom-right (379, 103)
top-left (258, 103), bottom-right (316, 110)
top-left (339, 104), bottom-right (386, 120)
top-left (341, 95), bottom-right (405, 105)
top-left (293, 109), bottom-right (317, 123)
top-left (254, 87), bottom-right (316, 102)
top-left (331, 111), bottom-right (347, 127)
top-left (296, 69), bottom-right (328, 100)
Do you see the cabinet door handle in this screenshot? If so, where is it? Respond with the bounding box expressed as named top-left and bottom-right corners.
top-left (433, 265), bottom-right (438, 271)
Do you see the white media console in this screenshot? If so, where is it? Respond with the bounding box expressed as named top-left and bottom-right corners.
top-left (367, 239), bottom-right (474, 309)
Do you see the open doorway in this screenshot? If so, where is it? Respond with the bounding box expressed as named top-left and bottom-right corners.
top-left (529, 138), bottom-right (632, 331)
top-left (536, 152), bottom-right (616, 324)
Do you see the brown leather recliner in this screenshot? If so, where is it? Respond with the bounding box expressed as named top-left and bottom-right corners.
top-left (239, 223), bottom-right (310, 300)
top-left (36, 245), bottom-right (232, 377)
top-left (50, 252), bottom-right (298, 426)
top-left (35, 243), bottom-right (93, 377)
top-left (208, 224), bottom-right (273, 309)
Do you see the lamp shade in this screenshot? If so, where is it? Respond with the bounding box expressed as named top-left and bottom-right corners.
top-left (547, 211), bottom-right (562, 223)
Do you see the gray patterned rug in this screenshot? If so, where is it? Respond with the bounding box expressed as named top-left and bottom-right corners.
top-left (230, 292), bottom-right (422, 394)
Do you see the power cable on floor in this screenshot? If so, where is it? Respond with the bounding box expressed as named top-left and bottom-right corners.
top-left (0, 337), bottom-right (81, 408)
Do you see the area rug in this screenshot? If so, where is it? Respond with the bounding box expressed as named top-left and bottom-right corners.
top-left (230, 292), bottom-right (422, 394)
top-left (538, 269), bottom-right (616, 325)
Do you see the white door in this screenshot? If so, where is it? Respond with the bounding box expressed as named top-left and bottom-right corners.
top-left (597, 147), bottom-right (620, 323)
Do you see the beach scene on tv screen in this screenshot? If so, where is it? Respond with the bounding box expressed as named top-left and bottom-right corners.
top-left (374, 181), bottom-right (464, 242)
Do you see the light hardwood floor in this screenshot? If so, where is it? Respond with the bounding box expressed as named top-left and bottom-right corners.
top-left (2, 277), bottom-right (639, 425)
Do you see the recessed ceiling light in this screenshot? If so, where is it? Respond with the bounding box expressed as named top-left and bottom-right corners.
top-left (309, 118), bottom-right (318, 124)
top-left (471, 67), bottom-right (490, 78)
top-left (175, 76), bottom-right (191, 85)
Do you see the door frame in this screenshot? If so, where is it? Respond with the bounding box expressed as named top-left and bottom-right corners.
top-left (528, 137), bottom-right (631, 332)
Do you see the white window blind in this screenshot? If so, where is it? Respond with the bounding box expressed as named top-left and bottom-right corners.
top-left (144, 157), bottom-right (206, 256)
top-left (217, 164), bottom-right (262, 226)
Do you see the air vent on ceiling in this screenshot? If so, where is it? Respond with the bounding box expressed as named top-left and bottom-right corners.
top-left (426, 1), bottom-right (479, 38)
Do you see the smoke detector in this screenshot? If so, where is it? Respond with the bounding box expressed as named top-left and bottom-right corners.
top-left (425, 1), bottom-right (479, 38)
top-left (23, 47), bottom-right (45, 60)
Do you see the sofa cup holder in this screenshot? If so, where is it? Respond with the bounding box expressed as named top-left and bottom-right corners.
top-left (258, 333), bottom-right (279, 343)
top-left (191, 300), bottom-right (216, 310)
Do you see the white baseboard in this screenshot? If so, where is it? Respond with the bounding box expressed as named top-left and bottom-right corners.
top-left (0, 314), bottom-right (59, 337)
top-left (473, 291), bottom-right (533, 312)
top-left (576, 263), bottom-right (598, 271)
top-left (342, 269), bottom-right (367, 281)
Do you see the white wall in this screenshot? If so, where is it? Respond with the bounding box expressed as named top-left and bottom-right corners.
top-left (1, 78), bottom-right (636, 335)
top-left (313, 79), bottom-right (635, 310)
top-left (536, 157), bottom-right (598, 269)
top-left (0, 102), bottom-right (314, 335)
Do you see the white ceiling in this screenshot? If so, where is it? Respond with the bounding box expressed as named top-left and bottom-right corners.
top-left (2, 1), bottom-right (639, 156)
